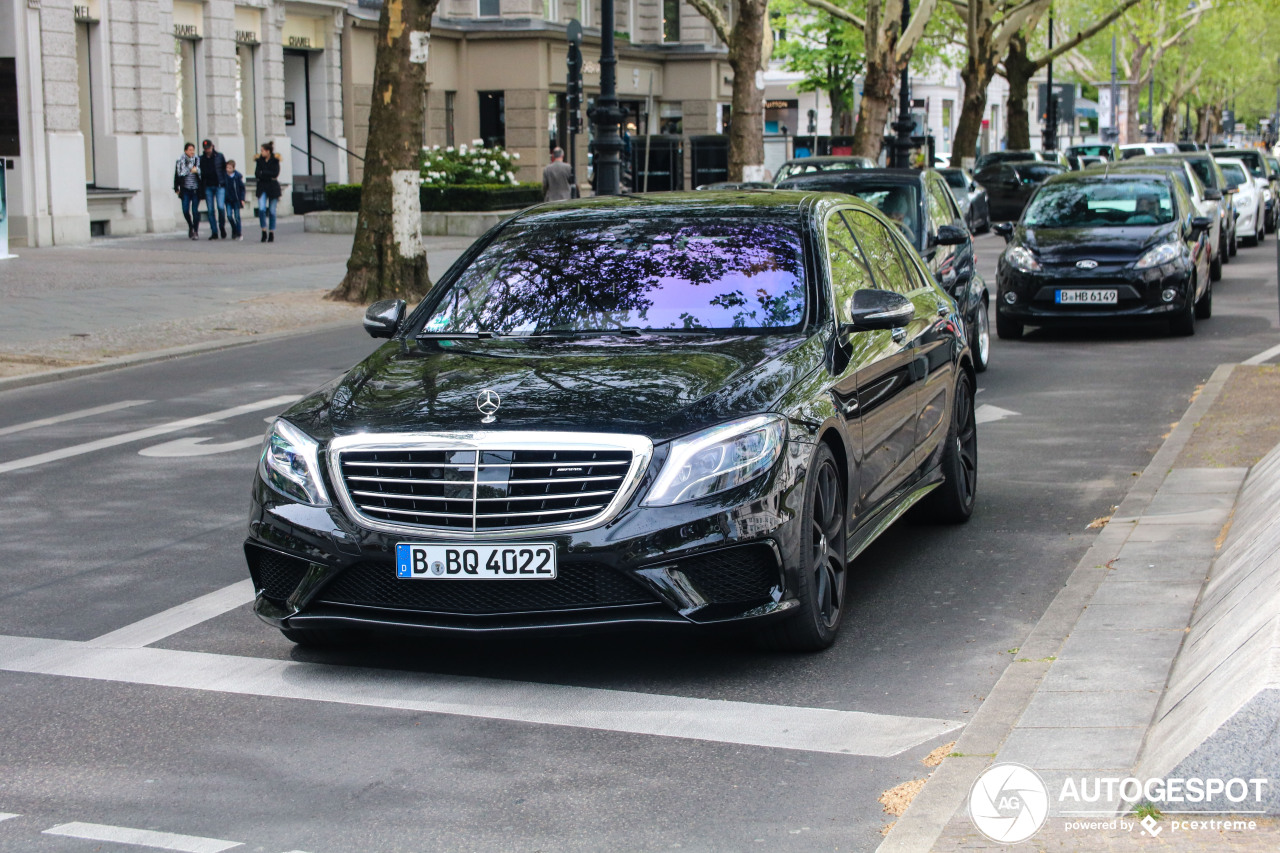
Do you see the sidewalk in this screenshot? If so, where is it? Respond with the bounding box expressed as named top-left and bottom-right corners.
top-left (881, 363), bottom-right (1280, 851)
top-left (0, 218), bottom-right (472, 381)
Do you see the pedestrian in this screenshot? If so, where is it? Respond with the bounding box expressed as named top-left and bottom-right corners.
top-left (224, 159), bottom-right (246, 241)
top-left (174, 142), bottom-right (202, 240)
top-left (199, 139), bottom-right (228, 240)
top-left (543, 146), bottom-right (574, 201)
top-left (254, 141), bottom-right (282, 243)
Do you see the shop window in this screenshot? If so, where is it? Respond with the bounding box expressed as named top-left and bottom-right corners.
top-left (175, 38), bottom-right (200, 147)
top-left (479, 91), bottom-right (505, 149)
top-left (479, 0), bottom-right (500, 17)
top-left (76, 21), bottom-right (98, 184)
top-left (445, 91), bottom-right (456, 147)
top-left (236, 45), bottom-right (258, 161)
top-left (663, 0), bottom-right (680, 42)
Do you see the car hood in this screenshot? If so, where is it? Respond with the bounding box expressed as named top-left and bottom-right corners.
top-left (284, 333), bottom-right (824, 443)
top-left (1019, 224), bottom-right (1176, 264)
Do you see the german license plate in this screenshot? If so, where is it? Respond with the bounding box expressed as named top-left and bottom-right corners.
top-left (1056, 289), bottom-right (1117, 304)
top-left (395, 543), bottom-right (557, 579)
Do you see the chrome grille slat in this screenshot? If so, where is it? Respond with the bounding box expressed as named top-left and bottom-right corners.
top-left (333, 436), bottom-right (648, 536)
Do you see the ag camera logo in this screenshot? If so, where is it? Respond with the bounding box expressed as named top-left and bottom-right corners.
top-left (968, 763), bottom-right (1050, 843)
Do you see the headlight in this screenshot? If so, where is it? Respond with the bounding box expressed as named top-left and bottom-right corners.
top-left (259, 419), bottom-right (330, 506)
top-left (1134, 242), bottom-right (1180, 269)
top-left (1005, 246), bottom-right (1041, 273)
top-left (642, 415), bottom-right (786, 507)
top-left (1265, 188), bottom-right (1274, 202)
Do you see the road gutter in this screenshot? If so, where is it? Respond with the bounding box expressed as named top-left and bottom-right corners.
top-left (877, 363), bottom-right (1238, 853)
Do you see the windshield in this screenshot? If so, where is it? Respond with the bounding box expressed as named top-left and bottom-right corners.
top-left (416, 216), bottom-right (808, 335)
top-left (1220, 163), bottom-right (1247, 188)
top-left (1016, 164), bottom-right (1067, 182)
top-left (1238, 152), bottom-right (1265, 178)
top-left (775, 159), bottom-right (871, 182)
top-left (940, 169), bottom-right (968, 190)
top-left (1187, 159), bottom-right (1216, 188)
top-left (1069, 145), bottom-right (1112, 158)
top-left (1023, 180), bottom-right (1175, 227)
top-left (845, 185), bottom-right (922, 245)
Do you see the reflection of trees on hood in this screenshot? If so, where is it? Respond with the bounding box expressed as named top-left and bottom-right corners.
top-left (432, 217), bottom-right (806, 332)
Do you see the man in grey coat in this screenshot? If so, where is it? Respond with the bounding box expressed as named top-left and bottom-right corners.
top-left (542, 148), bottom-right (575, 201)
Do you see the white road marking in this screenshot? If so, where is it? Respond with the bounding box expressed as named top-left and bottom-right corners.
top-left (0, 634), bottom-right (962, 757)
top-left (975, 403), bottom-right (1019, 425)
top-left (86, 581), bottom-right (256, 649)
top-left (0, 400), bottom-right (151, 438)
top-left (0, 396), bottom-right (297, 474)
top-left (138, 436), bottom-right (263, 457)
top-left (1242, 341), bottom-right (1280, 365)
top-left (43, 821), bottom-right (241, 852)
top-left (0, 812), bottom-right (19, 822)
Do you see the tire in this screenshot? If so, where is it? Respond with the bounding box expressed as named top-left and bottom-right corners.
top-left (1210, 250), bottom-right (1222, 282)
top-left (1170, 277), bottom-right (1197, 336)
top-left (1220, 232), bottom-right (1230, 265)
top-left (1230, 231), bottom-right (1238, 256)
top-left (1195, 276), bottom-right (1213, 319)
top-left (759, 443), bottom-right (847, 652)
top-left (971, 298), bottom-right (991, 373)
top-left (996, 309), bottom-right (1023, 340)
top-left (916, 373), bottom-right (978, 524)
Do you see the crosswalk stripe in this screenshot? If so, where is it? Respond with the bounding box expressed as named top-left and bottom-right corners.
top-left (0, 812), bottom-right (19, 822)
top-left (43, 821), bottom-right (241, 852)
top-left (86, 581), bottom-right (256, 649)
top-left (0, 395), bottom-right (297, 474)
top-left (0, 634), bottom-right (962, 758)
top-left (0, 400), bottom-right (151, 437)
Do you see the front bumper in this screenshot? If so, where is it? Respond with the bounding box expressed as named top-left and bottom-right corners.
top-left (244, 440), bottom-right (813, 636)
top-left (996, 260), bottom-right (1194, 325)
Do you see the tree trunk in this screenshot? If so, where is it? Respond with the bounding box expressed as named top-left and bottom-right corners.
top-left (829, 87), bottom-right (850, 136)
top-left (726, 0), bottom-right (768, 181)
top-left (1003, 33), bottom-right (1037, 151)
top-left (951, 56), bottom-right (995, 168)
top-left (1160, 98), bottom-right (1180, 142)
top-left (852, 58), bottom-right (896, 159)
top-left (328, 0), bottom-right (439, 304)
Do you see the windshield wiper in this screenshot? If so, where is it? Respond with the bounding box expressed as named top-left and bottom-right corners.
top-left (415, 330), bottom-right (501, 341)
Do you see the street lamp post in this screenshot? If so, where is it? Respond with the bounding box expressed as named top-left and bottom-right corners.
top-left (889, 0), bottom-right (915, 168)
top-left (1044, 9), bottom-right (1056, 152)
top-left (590, 0), bottom-right (628, 195)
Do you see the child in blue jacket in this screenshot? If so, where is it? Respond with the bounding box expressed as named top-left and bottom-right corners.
top-left (224, 160), bottom-right (247, 240)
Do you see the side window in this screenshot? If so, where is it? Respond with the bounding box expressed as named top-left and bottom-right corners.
top-left (925, 180), bottom-right (956, 233)
top-left (825, 211), bottom-right (876, 321)
top-left (842, 210), bottom-right (916, 295)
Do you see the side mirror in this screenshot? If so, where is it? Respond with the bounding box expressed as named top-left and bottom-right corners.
top-left (363, 299), bottom-right (406, 339)
top-left (936, 224), bottom-right (968, 245)
top-left (841, 289), bottom-right (915, 333)
top-left (1190, 216), bottom-right (1212, 235)
top-left (992, 221), bottom-right (1015, 243)
top-left (1203, 187), bottom-right (1223, 201)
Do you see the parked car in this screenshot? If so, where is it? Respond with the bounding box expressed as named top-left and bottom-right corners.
top-left (1106, 160), bottom-right (1224, 281)
top-left (1145, 153), bottom-right (1238, 261)
top-left (974, 150), bottom-right (1067, 170)
top-left (695, 181), bottom-right (774, 190)
top-left (1214, 149), bottom-right (1274, 233)
top-left (773, 156), bottom-right (875, 184)
top-left (1216, 158), bottom-right (1265, 246)
top-left (1119, 143), bottom-right (1180, 159)
top-left (778, 168), bottom-right (992, 371)
top-left (993, 172), bottom-right (1213, 338)
top-left (1065, 143), bottom-right (1119, 162)
top-left (245, 191), bottom-right (979, 652)
top-left (974, 161), bottom-right (1069, 221)
top-left (1265, 155), bottom-right (1280, 233)
top-left (1067, 154), bottom-right (1107, 170)
top-left (1175, 141), bottom-right (1203, 152)
top-left (939, 167), bottom-right (991, 234)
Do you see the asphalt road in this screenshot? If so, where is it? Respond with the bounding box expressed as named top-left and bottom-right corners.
top-left (0, 233), bottom-right (1277, 853)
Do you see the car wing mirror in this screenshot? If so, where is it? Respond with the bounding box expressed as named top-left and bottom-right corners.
top-left (936, 224), bottom-right (968, 245)
top-left (841, 289), bottom-right (915, 334)
top-left (363, 298), bottom-right (407, 339)
top-left (992, 221), bottom-right (1015, 243)
top-left (1203, 187), bottom-right (1223, 201)
top-left (1190, 216), bottom-right (1212, 235)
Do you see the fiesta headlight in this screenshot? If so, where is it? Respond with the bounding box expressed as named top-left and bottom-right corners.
top-left (1134, 242), bottom-right (1180, 270)
top-left (259, 418), bottom-right (330, 506)
top-left (1005, 246), bottom-right (1041, 273)
top-left (642, 415), bottom-right (786, 507)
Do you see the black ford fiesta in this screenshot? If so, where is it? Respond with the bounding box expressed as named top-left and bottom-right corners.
top-left (246, 192), bottom-right (977, 651)
top-left (994, 171), bottom-right (1213, 339)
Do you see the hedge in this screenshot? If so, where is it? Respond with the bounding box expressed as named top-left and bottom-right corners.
top-left (324, 183), bottom-right (542, 213)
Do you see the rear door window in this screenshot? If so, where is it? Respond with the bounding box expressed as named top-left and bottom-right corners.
top-left (841, 210), bottom-right (918, 296)
top-left (825, 212), bottom-right (876, 322)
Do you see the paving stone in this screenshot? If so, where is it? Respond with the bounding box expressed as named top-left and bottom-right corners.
top-left (998, 726), bottom-right (1143, 771)
top-left (1017, 689), bottom-right (1163, 729)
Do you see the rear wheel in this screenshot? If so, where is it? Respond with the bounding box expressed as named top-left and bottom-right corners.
top-left (1210, 250), bottom-right (1223, 282)
top-left (996, 309), bottom-right (1023, 340)
top-left (1230, 230), bottom-right (1239, 256)
top-left (971, 298), bottom-right (991, 373)
top-left (1195, 276), bottom-right (1213, 319)
top-left (760, 444), bottom-right (847, 652)
top-left (1170, 277), bottom-right (1197, 336)
top-left (917, 373), bottom-right (978, 524)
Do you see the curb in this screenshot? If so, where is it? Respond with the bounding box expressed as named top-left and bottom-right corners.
top-left (0, 320), bottom-right (355, 394)
top-left (876, 362), bottom-right (1239, 853)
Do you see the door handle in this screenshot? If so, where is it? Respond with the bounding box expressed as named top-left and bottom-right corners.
top-left (891, 327), bottom-right (907, 343)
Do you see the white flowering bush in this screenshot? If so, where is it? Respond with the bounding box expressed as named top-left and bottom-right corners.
top-left (420, 143), bottom-right (520, 186)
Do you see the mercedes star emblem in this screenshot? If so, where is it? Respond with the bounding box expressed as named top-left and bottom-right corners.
top-left (1076, 259), bottom-right (1099, 269)
top-left (476, 389), bottom-right (501, 423)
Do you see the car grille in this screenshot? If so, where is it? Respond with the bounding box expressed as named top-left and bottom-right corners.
top-left (316, 561), bottom-right (655, 614)
top-left (249, 547), bottom-right (311, 602)
top-left (674, 545), bottom-right (781, 604)
top-left (335, 446), bottom-right (639, 534)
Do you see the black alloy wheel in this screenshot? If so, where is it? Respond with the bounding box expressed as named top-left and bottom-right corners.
top-left (918, 372), bottom-right (978, 523)
top-left (761, 443), bottom-right (847, 652)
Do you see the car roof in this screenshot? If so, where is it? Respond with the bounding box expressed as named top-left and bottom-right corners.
top-left (1045, 169), bottom-right (1176, 187)
top-left (777, 167), bottom-right (929, 189)
top-left (511, 189), bottom-right (874, 227)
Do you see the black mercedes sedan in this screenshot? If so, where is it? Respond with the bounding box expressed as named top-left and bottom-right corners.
top-left (246, 192), bottom-right (978, 651)
top-left (993, 172), bottom-right (1213, 338)
top-left (777, 168), bottom-right (991, 372)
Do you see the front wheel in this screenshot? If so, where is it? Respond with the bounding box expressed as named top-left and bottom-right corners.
top-left (759, 444), bottom-right (847, 652)
top-left (1195, 276), bottom-right (1213, 319)
top-left (971, 299), bottom-right (991, 373)
top-left (917, 373), bottom-right (978, 524)
top-left (1210, 250), bottom-right (1222, 282)
top-left (1230, 230), bottom-right (1239, 256)
top-left (1170, 278), bottom-right (1197, 336)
